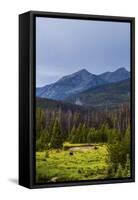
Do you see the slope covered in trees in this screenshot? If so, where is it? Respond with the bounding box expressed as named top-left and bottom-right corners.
top-left (65, 79), bottom-right (130, 108)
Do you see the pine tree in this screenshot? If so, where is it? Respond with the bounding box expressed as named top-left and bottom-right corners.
top-left (98, 123), bottom-right (109, 143)
top-left (87, 128), bottom-right (97, 143)
top-left (78, 124), bottom-right (84, 143)
top-left (124, 125), bottom-right (130, 152)
top-left (80, 124), bottom-right (87, 143)
top-left (123, 154), bottom-right (130, 177)
top-left (69, 125), bottom-right (76, 142)
top-left (76, 124), bottom-right (83, 143)
top-left (36, 128), bottom-right (49, 151)
top-left (116, 164), bottom-right (123, 178)
top-left (36, 108), bottom-right (46, 140)
top-left (71, 123), bottom-right (82, 143)
top-left (50, 119), bottom-right (63, 149)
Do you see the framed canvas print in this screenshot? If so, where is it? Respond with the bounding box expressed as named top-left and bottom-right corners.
top-left (19, 11), bottom-right (135, 189)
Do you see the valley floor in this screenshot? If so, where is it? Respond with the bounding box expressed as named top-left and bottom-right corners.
top-left (36, 144), bottom-right (110, 183)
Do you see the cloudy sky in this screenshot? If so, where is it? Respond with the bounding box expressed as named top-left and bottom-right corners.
top-left (36, 17), bottom-right (130, 87)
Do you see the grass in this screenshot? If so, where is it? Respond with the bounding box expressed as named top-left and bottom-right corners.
top-left (36, 143), bottom-right (110, 183)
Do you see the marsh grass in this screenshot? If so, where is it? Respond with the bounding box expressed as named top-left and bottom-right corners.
top-left (36, 144), bottom-right (109, 183)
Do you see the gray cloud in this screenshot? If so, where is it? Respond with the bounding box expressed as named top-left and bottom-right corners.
top-left (36, 17), bottom-right (130, 87)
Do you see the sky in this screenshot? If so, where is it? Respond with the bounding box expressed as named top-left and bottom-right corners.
top-left (36, 17), bottom-right (130, 87)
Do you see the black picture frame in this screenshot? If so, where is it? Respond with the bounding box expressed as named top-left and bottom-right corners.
top-left (19, 10), bottom-right (135, 189)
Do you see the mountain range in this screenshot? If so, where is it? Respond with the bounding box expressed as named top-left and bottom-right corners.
top-left (36, 67), bottom-right (130, 104)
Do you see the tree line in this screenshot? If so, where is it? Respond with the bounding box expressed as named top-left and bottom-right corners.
top-left (36, 103), bottom-right (130, 138)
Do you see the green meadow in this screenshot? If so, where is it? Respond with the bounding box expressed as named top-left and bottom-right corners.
top-left (36, 144), bottom-right (110, 183)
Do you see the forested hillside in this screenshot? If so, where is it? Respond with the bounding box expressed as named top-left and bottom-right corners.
top-left (65, 79), bottom-right (130, 108)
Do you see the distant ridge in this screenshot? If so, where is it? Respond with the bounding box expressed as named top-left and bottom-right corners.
top-left (99, 67), bottom-right (130, 83)
top-left (36, 67), bottom-right (130, 101)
